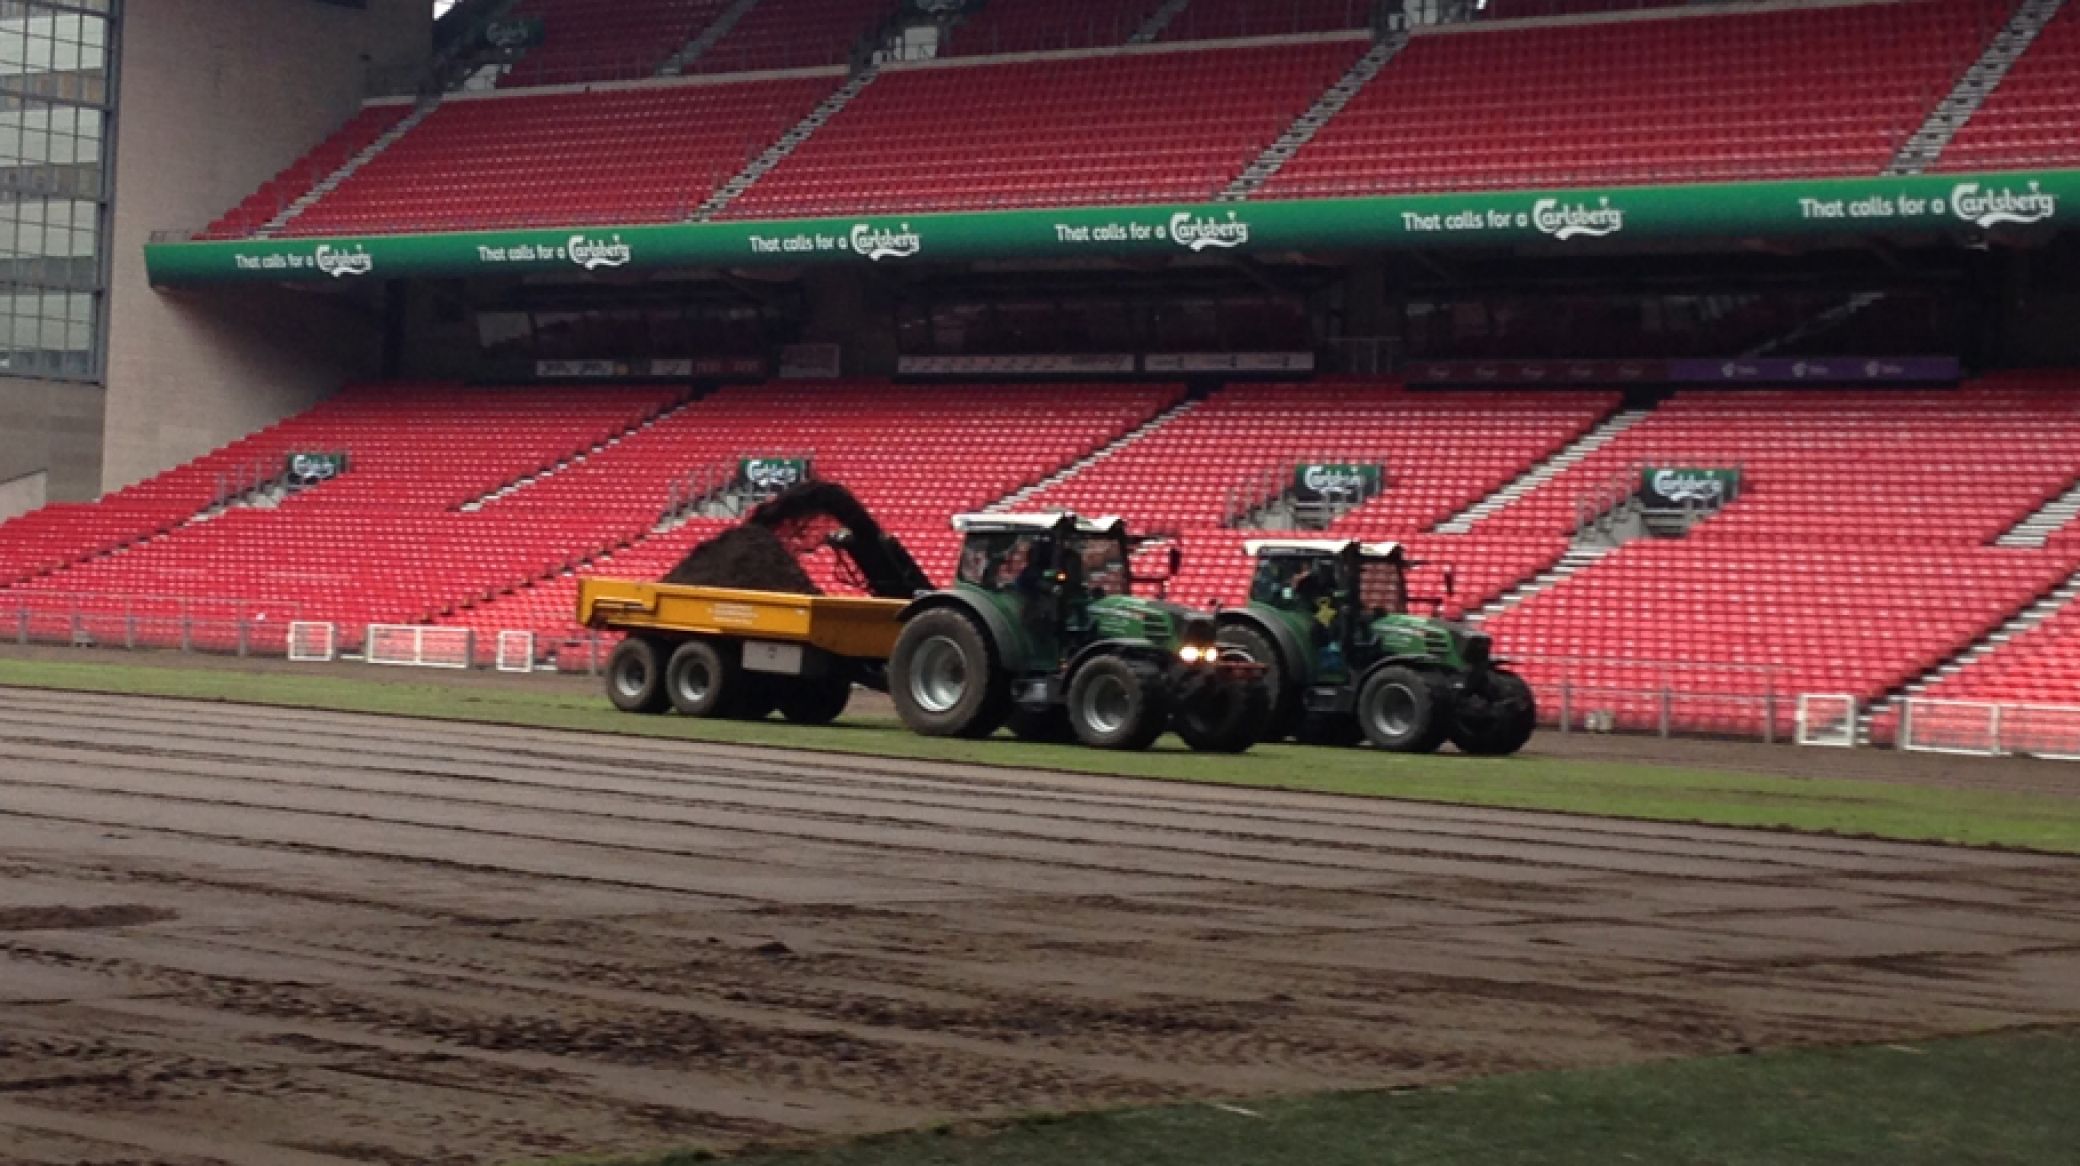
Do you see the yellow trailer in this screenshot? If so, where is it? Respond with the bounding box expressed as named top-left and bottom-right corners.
top-left (577, 578), bottom-right (906, 724)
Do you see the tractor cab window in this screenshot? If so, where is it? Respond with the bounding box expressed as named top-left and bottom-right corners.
top-left (1250, 555), bottom-right (1340, 612)
top-left (1359, 557), bottom-right (1410, 617)
top-left (1075, 535), bottom-right (1129, 600)
top-left (957, 529), bottom-right (1076, 595)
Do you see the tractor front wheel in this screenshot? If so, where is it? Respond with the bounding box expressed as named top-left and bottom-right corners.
top-left (1067, 656), bottom-right (1169, 750)
top-left (606, 637), bottom-right (671, 715)
top-left (1219, 623), bottom-right (1296, 740)
top-left (1356, 666), bottom-right (1449, 754)
top-left (1173, 675), bottom-right (1270, 754)
top-left (1448, 671), bottom-right (1538, 756)
top-left (891, 609), bottom-right (1011, 738)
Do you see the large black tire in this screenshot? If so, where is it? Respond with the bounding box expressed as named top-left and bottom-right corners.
top-left (1294, 711), bottom-right (1365, 748)
top-left (665, 639), bottom-right (737, 718)
top-left (890, 608), bottom-right (1011, 738)
top-left (778, 677), bottom-right (852, 726)
top-left (728, 674), bottom-right (781, 720)
top-left (606, 637), bottom-right (671, 714)
top-left (1219, 622), bottom-right (1298, 741)
top-left (1448, 670), bottom-right (1538, 756)
top-left (1355, 665), bottom-right (1449, 754)
top-left (1173, 676), bottom-right (1270, 754)
top-left (1067, 656), bottom-right (1169, 751)
top-left (1007, 705), bottom-right (1075, 743)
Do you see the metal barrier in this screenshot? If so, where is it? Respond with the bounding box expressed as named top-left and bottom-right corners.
top-left (1795, 694), bottom-right (1859, 748)
top-left (1513, 656), bottom-right (1792, 743)
top-left (0, 591), bottom-right (305, 657)
top-left (365, 625), bottom-right (474, 669)
top-left (1899, 698), bottom-right (2080, 760)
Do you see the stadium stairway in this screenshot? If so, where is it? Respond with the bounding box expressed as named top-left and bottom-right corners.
top-left (1889, 0), bottom-right (2070, 174)
top-left (1220, 31), bottom-right (1408, 202)
top-left (1432, 405), bottom-right (1653, 534)
top-left (1936, 0), bottom-right (2080, 171)
top-left (1866, 564), bottom-right (2080, 726)
top-left (1998, 476), bottom-right (2080, 546)
top-left (697, 66), bottom-right (881, 220)
top-left (1128, 0), bottom-right (1193, 44)
top-left (660, 0), bottom-right (766, 75)
top-left (261, 101), bottom-right (441, 238)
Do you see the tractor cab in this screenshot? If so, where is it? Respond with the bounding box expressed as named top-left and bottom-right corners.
top-left (952, 513), bottom-right (1132, 642)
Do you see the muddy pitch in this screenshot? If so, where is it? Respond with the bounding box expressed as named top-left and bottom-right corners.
top-left (1, 688), bottom-right (2078, 1165)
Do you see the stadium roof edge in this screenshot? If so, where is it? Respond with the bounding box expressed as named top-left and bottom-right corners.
top-left (1420, 0), bottom-right (1914, 39)
top-left (884, 29), bottom-right (1372, 75)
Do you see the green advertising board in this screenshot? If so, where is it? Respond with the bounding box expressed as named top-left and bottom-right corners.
top-left (1293, 463), bottom-right (1384, 504)
top-left (484, 16), bottom-right (545, 49)
top-left (144, 170), bottom-right (2077, 286)
top-left (741, 457), bottom-right (811, 492)
top-left (1640, 467), bottom-right (1741, 509)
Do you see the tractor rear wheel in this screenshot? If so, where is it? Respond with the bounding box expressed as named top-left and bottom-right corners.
top-left (1356, 666), bottom-right (1449, 754)
top-left (1008, 705), bottom-right (1075, 743)
top-left (1448, 670), bottom-right (1538, 756)
top-left (665, 639), bottom-right (738, 718)
top-left (1173, 676), bottom-right (1269, 754)
top-left (891, 609), bottom-right (1011, 738)
top-left (779, 676), bottom-right (852, 725)
top-left (1068, 656), bottom-right (1169, 750)
top-left (1219, 623), bottom-right (1296, 740)
top-left (606, 637), bottom-right (671, 715)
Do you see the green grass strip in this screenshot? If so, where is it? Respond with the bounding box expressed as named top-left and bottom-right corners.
top-left (5, 656), bottom-right (2079, 854)
top-left (580, 1027), bottom-right (2080, 1166)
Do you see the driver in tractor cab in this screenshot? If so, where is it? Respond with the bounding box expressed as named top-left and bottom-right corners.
top-left (1292, 559), bottom-right (1345, 647)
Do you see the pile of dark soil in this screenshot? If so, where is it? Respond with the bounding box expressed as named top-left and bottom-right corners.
top-left (659, 482), bottom-right (933, 598)
top-left (662, 525), bottom-right (822, 595)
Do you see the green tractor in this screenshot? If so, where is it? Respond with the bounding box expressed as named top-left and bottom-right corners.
top-left (1216, 540), bottom-right (1537, 755)
top-left (890, 513), bottom-right (1271, 752)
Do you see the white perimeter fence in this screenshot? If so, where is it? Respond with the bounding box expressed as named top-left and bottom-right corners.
top-left (1897, 699), bottom-right (2080, 760)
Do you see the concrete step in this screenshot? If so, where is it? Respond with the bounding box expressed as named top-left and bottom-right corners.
top-left (1433, 407), bottom-right (1652, 535)
top-left (1887, 0), bottom-right (2069, 174)
top-left (986, 399), bottom-right (1203, 513)
top-left (1219, 33), bottom-right (1405, 202)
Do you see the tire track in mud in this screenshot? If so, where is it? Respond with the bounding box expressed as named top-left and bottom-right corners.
top-left (4, 690), bottom-right (2080, 1165)
top-left (7, 689), bottom-right (2040, 869)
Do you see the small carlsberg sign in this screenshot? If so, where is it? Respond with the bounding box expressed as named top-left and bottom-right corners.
top-left (1292, 463), bottom-right (1384, 505)
top-left (1639, 467), bottom-right (1741, 509)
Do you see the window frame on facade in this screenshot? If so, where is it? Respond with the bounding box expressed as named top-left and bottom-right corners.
top-left (0, 0), bottom-right (118, 383)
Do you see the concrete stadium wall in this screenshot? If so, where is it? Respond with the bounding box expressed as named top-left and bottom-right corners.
top-left (97, 0), bottom-right (429, 496)
top-left (0, 374), bottom-right (104, 516)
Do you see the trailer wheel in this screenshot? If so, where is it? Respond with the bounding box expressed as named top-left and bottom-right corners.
top-left (1219, 623), bottom-right (1297, 740)
top-left (1008, 705), bottom-right (1075, 743)
top-left (1068, 656), bottom-right (1169, 751)
top-left (1173, 676), bottom-right (1269, 754)
top-left (779, 677), bottom-right (852, 726)
top-left (1448, 671), bottom-right (1538, 756)
top-left (891, 609), bottom-right (1010, 738)
top-left (1356, 666), bottom-right (1449, 754)
top-left (666, 639), bottom-right (737, 718)
top-left (605, 637), bottom-right (671, 714)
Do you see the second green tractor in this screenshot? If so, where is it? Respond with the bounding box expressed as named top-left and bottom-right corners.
top-left (1216, 540), bottom-right (1538, 755)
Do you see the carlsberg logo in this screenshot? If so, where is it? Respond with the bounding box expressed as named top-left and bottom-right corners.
top-left (1170, 211), bottom-right (1250, 252)
top-left (745, 459), bottom-right (804, 490)
top-left (568, 234), bottom-right (633, 270)
top-left (852, 223), bottom-right (922, 261)
top-left (290, 455), bottom-right (340, 481)
top-left (1653, 470), bottom-right (1725, 505)
top-left (1952, 182), bottom-right (2057, 229)
top-left (1302, 466), bottom-right (1368, 497)
top-left (1532, 197), bottom-right (1625, 241)
top-left (315, 245), bottom-right (373, 278)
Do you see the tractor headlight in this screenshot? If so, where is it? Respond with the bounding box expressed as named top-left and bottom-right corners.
top-left (1179, 644), bottom-right (1208, 664)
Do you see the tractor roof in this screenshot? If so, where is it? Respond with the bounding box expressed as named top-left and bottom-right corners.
top-left (953, 512), bottom-right (1127, 536)
top-left (1245, 538), bottom-right (1406, 561)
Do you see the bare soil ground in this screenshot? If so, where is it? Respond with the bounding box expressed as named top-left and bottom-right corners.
top-left (6, 643), bottom-right (2075, 799)
top-left (2, 687), bottom-right (2079, 1165)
